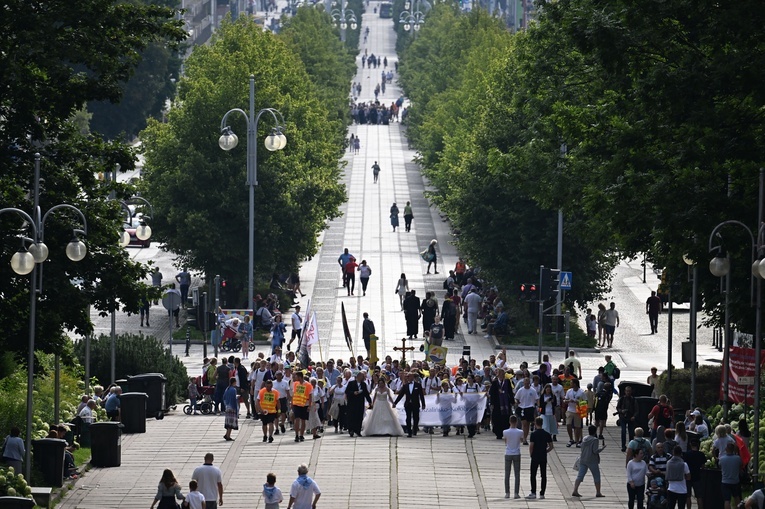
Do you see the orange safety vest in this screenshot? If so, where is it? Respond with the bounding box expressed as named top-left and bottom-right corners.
top-left (258, 388), bottom-right (279, 414)
top-left (292, 382), bottom-right (312, 407)
top-left (455, 261), bottom-right (466, 274)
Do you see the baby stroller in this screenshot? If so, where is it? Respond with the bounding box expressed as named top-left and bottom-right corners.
top-left (184, 382), bottom-right (214, 415)
top-left (646, 476), bottom-right (667, 509)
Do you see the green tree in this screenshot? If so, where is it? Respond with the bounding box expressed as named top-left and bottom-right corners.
top-left (88, 41), bottom-right (182, 141)
top-left (0, 0), bottom-right (186, 358)
top-left (279, 7), bottom-right (357, 125)
top-left (141, 17), bottom-right (346, 302)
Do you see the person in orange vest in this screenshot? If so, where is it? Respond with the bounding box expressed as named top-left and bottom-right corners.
top-left (291, 371), bottom-right (313, 443)
top-left (257, 379), bottom-right (280, 443)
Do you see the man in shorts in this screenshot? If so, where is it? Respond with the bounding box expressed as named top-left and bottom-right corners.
top-left (564, 379), bottom-right (585, 447)
top-left (291, 371), bottom-right (313, 443)
top-left (604, 302), bottom-right (620, 348)
top-left (272, 371), bottom-right (291, 435)
top-left (287, 305), bottom-right (302, 352)
top-left (514, 376), bottom-right (539, 444)
top-left (719, 442), bottom-right (742, 509)
top-left (257, 379), bottom-right (280, 443)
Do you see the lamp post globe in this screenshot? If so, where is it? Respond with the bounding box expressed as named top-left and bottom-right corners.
top-left (119, 230), bottom-right (131, 247)
top-left (28, 242), bottom-right (49, 263)
top-left (709, 256), bottom-right (730, 278)
top-left (757, 259), bottom-right (765, 281)
top-left (265, 133), bottom-right (280, 152)
top-left (753, 259), bottom-right (763, 279)
top-left (351, 21), bottom-right (357, 29)
top-left (277, 132), bottom-right (287, 150)
top-left (135, 224), bottom-right (152, 241)
top-left (66, 238), bottom-right (87, 262)
top-left (10, 248), bottom-right (35, 275)
top-left (219, 131), bottom-right (239, 151)
top-left (682, 254), bottom-right (694, 266)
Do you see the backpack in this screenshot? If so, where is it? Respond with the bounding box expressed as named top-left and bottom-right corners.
top-left (612, 366), bottom-right (621, 379)
top-left (656, 404), bottom-right (673, 427)
top-left (443, 278), bottom-right (450, 290)
top-left (632, 437), bottom-right (652, 459)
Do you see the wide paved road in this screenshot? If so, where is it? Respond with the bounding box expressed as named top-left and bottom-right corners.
top-left (67, 4), bottom-right (720, 509)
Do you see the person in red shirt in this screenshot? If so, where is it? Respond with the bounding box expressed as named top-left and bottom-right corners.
top-left (345, 257), bottom-right (359, 296)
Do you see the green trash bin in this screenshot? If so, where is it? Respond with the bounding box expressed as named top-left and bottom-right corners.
top-left (127, 373), bottom-right (167, 419)
top-left (700, 468), bottom-right (724, 509)
top-left (617, 381), bottom-right (654, 398)
top-left (31, 438), bottom-right (67, 488)
top-left (79, 421), bottom-right (92, 448)
top-left (90, 422), bottom-right (121, 467)
top-left (120, 392), bottom-right (148, 433)
top-left (634, 396), bottom-right (659, 433)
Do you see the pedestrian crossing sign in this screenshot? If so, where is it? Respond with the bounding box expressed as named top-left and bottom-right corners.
top-left (560, 271), bottom-right (572, 290)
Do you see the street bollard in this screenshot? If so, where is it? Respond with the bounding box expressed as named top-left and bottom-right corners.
top-left (185, 326), bottom-right (191, 357)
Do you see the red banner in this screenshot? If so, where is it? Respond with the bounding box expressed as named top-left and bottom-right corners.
top-left (719, 346), bottom-right (765, 405)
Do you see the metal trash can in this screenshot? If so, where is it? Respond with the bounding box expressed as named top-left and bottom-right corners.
top-left (700, 468), bottom-right (724, 509)
top-left (0, 497), bottom-right (35, 509)
top-left (31, 438), bottom-right (67, 488)
top-left (618, 381), bottom-right (654, 398)
top-left (115, 379), bottom-right (130, 392)
top-left (89, 422), bottom-right (122, 467)
top-left (79, 421), bottom-right (92, 448)
top-left (127, 373), bottom-right (167, 418)
top-left (120, 392), bottom-right (148, 433)
top-left (634, 396), bottom-right (659, 433)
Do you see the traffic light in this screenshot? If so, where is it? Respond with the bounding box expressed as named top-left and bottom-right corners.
top-left (519, 283), bottom-right (537, 301)
top-left (540, 268), bottom-right (560, 300)
top-left (221, 279), bottom-right (227, 288)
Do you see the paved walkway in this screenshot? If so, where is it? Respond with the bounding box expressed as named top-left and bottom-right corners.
top-left (63, 5), bottom-right (716, 509)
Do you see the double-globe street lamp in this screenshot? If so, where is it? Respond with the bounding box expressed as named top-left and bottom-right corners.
top-left (707, 167), bottom-right (765, 482)
top-left (330, 0), bottom-right (357, 42)
top-left (399, 0), bottom-right (425, 34)
top-left (1, 153), bottom-right (88, 481)
top-left (219, 75), bottom-right (287, 309)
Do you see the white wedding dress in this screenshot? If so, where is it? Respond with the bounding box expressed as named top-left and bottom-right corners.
top-left (361, 388), bottom-right (405, 437)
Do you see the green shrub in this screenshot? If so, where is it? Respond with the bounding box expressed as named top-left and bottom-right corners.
top-left (0, 352), bottom-right (85, 441)
top-left (657, 364), bottom-right (722, 411)
top-left (73, 333), bottom-right (188, 405)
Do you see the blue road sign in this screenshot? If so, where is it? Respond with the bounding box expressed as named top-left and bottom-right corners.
top-left (560, 271), bottom-right (572, 290)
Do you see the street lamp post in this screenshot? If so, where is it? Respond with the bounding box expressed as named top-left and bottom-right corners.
top-left (399, 0), bottom-right (425, 36)
top-left (682, 254), bottom-right (698, 408)
top-left (330, 0), bottom-right (357, 42)
top-left (219, 76), bottom-right (287, 309)
top-left (1, 153), bottom-right (88, 481)
top-left (707, 167), bottom-right (765, 482)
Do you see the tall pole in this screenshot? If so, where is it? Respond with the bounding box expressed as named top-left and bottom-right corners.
top-left (247, 76), bottom-right (257, 309)
top-left (25, 265), bottom-right (36, 481)
top-left (690, 264), bottom-right (698, 409)
top-left (723, 269), bottom-right (731, 421)
top-left (556, 208), bottom-right (563, 320)
top-left (753, 167), bottom-right (763, 483)
top-left (111, 310), bottom-right (117, 384)
top-left (667, 289), bottom-right (673, 382)
top-left (537, 265), bottom-right (544, 364)
top-left (340, 0), bottom-right (346, 42)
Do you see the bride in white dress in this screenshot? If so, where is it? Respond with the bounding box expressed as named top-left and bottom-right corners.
top-left (361, 379), bottom-right (405, 436)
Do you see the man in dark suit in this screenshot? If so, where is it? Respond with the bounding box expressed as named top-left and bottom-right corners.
top-left (393, 371), bottom-right (426, 437)
top-left (345, 372), bottom-right (372, 437)
top-left (403, 290), bottom-right (421, 339)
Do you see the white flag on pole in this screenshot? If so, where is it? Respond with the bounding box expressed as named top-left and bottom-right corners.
top-left (304, 311), bottom-right (319, 348)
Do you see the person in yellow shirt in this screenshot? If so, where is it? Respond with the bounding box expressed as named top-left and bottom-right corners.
top-left (257, 380), bottom-right (280, 443)
top-left (291, 371), bottom-right (313, 443)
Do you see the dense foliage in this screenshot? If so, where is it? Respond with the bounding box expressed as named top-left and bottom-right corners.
top-left (0, 0), bottom-right (186, 358)
top-left (141, 17), bottom-right (347, 302)
top-left (397, 1), bottom-right (765, 328)
top-left (74, 333), bottom-right (189, 405)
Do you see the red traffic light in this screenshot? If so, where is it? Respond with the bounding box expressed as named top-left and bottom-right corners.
top-left (221, 280), bottom-right (227, 288)
top-left (529, 284), bottom-right (536, 292)
top-left (520, 283), bottom-right (526, 292)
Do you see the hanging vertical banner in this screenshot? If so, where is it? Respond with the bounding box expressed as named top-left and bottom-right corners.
top-left (720, 346), bottom-right (765, 404)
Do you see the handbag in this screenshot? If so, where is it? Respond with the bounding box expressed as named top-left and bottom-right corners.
top-left (572, 455), bottom-right (580, 470)
top-left (420, 249), bottom-right (430, 262)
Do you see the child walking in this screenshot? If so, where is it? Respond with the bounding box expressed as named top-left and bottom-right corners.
top-left (263, 473), bottom-right (284, 509)
top-left (186, 480), bottom-right (205, 509)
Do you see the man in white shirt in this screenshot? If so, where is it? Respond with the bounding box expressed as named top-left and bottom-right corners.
top-left (78, 400), bottom-right (98, 424)
top-left (564, 379), bottom-right (586, 447)
top-left (463, 288), bottom-right (483, 335)
top-left (503, 416), bottom-right (525, 499)
top-left (272, 371), bottom-right (291, 435)
top-left (550, 378), bottom-right (565, 433)
top-left (604, 302), bottom-right (620, 348)
top-left (514, 377), bottom-right (539, 444)
top-left (287, 305), bottom-right (302, 351)
top-left (191, 453), bottom-right (223, 508)
top-left (287, 463), bottom-right (321, 509)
